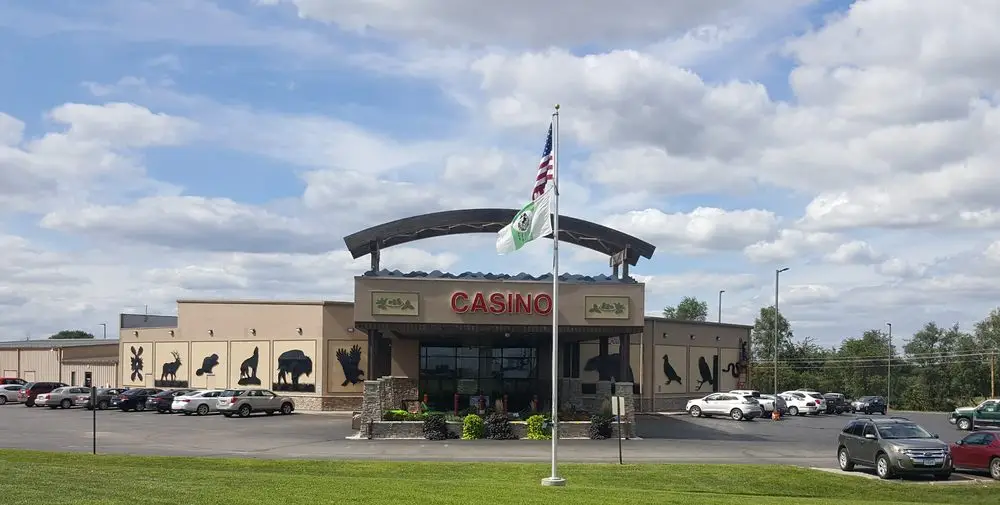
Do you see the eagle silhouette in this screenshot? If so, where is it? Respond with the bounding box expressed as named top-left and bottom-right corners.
top-left (336, 345), bottom-right (365, 387)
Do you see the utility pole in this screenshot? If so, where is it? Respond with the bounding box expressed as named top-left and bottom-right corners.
top-left (992, 351), bottom-right (996, 398)
top-left (774, 267), bottom-right (789, 397)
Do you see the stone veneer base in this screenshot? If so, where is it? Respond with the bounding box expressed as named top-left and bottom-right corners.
top-left (287, 395), bottom-right (362, 411)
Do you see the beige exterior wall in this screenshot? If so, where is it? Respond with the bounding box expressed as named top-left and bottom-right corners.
top-left (61, 364), bottom-right (118, 387)
top-left (0, 343), bottom-right (118, 385)
top-left (322, 303), bottom-right (368, 403)
top-left (0, 350), bottom-right (18, 376)
top-left (16, 350), bottom-right (61, 383)
top-left (354, 277), bottom-right (645, 328)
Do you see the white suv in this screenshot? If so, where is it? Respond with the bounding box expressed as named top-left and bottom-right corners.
top-left (782, 390), bottom-right (826, 414)
top-left (687, 392), bottom-right (762, 421)
top-left (780, 392), bottom-right (819, 416)
top-left (730, 389), bottom-right (774, 415)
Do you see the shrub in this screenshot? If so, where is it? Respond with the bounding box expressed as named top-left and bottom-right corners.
top-left (525, 414), bottom-right (551, 440)
top-left (383, 409), bottom-right (424, 421)
top-left (485, 412), bottom-right (517, 440)
top-left (422, 414), bottom-right (450, 440)
top-left (461, 414), bottom-right (485, 440)
top-left (588, 413), bottom-right (614, 440)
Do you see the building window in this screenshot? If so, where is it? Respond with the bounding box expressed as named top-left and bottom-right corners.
top-left (419, 344), bottom-right (538, 413)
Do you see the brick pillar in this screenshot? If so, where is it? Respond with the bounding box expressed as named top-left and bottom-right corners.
top-left (559, 378), bottom-right (583, 411)
top-left (360, 380), bottom-right (382, 438)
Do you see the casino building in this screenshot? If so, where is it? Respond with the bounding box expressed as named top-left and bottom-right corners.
top-left (119, 209), bottom-right (751, 412)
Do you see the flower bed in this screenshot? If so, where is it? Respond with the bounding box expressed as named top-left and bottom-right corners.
top-left (366, 420), bottom-right (628, 439)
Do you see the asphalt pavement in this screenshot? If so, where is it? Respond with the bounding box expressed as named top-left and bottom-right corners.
top-left (0, 404), bottom-right (990, 481)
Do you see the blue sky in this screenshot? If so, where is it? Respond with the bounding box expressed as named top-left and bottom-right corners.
top-left (2, 0), bottom-right (1000, 346)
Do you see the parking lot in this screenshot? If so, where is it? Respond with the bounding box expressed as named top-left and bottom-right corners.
top-left (0, 404), bottom-right (992, 480)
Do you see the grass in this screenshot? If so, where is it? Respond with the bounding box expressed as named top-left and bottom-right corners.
top-left (1, 449), bottom-right (998, 505)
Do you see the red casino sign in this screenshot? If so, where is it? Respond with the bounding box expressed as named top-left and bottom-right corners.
top-left (450, 291), bottom-right (552, 315)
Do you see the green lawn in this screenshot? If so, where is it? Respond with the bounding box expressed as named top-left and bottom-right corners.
top-left (1, 449), bottom-right (998, 505)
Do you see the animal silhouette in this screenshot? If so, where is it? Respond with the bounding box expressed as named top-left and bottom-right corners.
top-left (129, 346), bottom-right (144, 381)
top-left (695, 356), bottom-right (715, 391)
top-left (336, 345), bottom-right (365, 386)
top-left (276, 350), bottom-right (313, 390)
top-left (722, 362), bottom-right (743, 378)
top-left (160, 351), bottom-right (182, 381)
top-left (583, 353), bottom-right (635, 382)
top-left (195, 354), bottom-right (219, 376)
top-left (662, 354), bottom-right (682, 385)
top-left (238, 346), bottom-right (261, 386)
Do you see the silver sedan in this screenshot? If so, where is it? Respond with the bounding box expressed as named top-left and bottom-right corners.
top-left (36, 387), bottom-right (92, 409)
top-left (172, 389), bottom-right (225, 415)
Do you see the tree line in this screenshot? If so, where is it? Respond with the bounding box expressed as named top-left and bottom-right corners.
top-left (662, 298), bottom-right (1000, 411)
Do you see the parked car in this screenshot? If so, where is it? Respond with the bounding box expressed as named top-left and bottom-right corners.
top-left (851, 396), bottom-right (887, 415)
top-left (85, 388), bottom-right (129, 410)
top-left (217, 389), bottom-right (296, 418)
top-left (17, 382), bottom-right (67, 407)
top-left (950, 431), bottom-right (1000, 479)
top-left (837, 416), bottom-right (952, 480)
top-left (730, 390), bottom-right (774, 415)
top-left (0, 377), bottom-right (26, 385)
top-left (780, 392), bottom-right (819, 416)
top-left (823, 393), bottom-right (850, 414)
top-left (173, 390), bottom-right (224, 416)
top-left (116, 388), bottom-right (162, 411)
top-left (36, 387), bottom-right (92, 409)
top-left (949, 398), bottom-right (999, 431)
top-left (759, 393), bottom-right (787, 415)
top-left (147, 389), bottom-right (197, 413)
top-left (783, 390), bottom-right (826, 414)
top-left (686, 392), bottom-right (762, 421)
top-left (0, 384), bottom-right (23, 404)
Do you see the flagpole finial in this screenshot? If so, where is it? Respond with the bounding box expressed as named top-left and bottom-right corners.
top-left (554, 104), bottom-right (560, 110)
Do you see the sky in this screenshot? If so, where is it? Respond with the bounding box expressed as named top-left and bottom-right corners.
top-left (2, 0), bottom-right (1000, 346)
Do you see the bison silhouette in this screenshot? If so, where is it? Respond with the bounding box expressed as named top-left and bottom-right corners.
top-left (276, 350), bottom-right (313, 390)
top-left (583, 353), bottom-right (634, 382)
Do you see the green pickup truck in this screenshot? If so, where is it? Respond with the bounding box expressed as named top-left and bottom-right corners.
top-left (949, 399), bottom-right (1000, 430)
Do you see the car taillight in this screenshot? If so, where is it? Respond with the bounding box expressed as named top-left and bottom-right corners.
top-left (180, 399), bottom-right (190, 403)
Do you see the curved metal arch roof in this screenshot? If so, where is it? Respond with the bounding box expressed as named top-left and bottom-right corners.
top-left (343, 208), bottom-right (655, 266)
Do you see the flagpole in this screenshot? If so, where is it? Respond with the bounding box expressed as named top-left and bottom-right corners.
top-left (541, 104), bottom-right (566, 487)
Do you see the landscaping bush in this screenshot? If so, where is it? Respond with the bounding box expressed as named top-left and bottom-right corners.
top-left (525, 414), bottom-right (551, 440)
top-left (383, 409), bottom-right (424, 421)
top-left (485, 412), bottom-right (517, 440)
top-left (588, 413), bottom-right (614, 440)
top-left (461, 414), bottom-right (485, 440)
top-left (422, 414), bottom-right (451, 440)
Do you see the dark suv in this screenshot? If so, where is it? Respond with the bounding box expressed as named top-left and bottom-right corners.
top-left (18, 382), bottom-right (68, 407)
top-left (851, 395), bottom-right (887, 415)
top-left (837, 417), bottom-right (952, 480)
top-left (823, 393), bottom-right (850, 414)
top-left (116, 388), bottom-right (162, 411)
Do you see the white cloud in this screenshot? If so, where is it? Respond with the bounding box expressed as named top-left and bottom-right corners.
top-left (825, 240), bottom-right (885, 265)
top-left (604, 207), bottom-right (778, 253)
top-left (743, 229), bottom-right (838, 263)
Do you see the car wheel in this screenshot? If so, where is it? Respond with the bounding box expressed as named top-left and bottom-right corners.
top-left (838, 447), bottom-right (854, 471)
top-left (788, 406), bottom-right (799, 416)
top-left (60, 399), bottom-right (71, 409)
top-left (98, 400), bottom-right (109, 410)
top-left (730, 408), bottom-right (744, 421)
top-left (957, 417), bottom-right (973, 431)
top-left (280, 402), bottom-right (293, 415)
top-left (875, 454), bottom-right (893, 479)
top-left (689, 406), bottom-right (702, 418)
top-left (238, 404), bottom-right (252, 418)
top-left (25, 400), bottom-right (34, 407)
top-left (0, 396), bottom-right (7, 405)
top-left (197, 404), bottom-right (209, 416)
top-left (136, 402), bottom-right (146, 412)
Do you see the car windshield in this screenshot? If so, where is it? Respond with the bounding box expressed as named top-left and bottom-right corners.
top-left (877, 423), bottom-right (933, 439)
top-left (51, 388), bottom-right (65, 394)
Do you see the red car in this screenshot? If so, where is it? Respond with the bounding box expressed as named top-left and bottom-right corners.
top-left (950, 431), bottom-right (1000, 479)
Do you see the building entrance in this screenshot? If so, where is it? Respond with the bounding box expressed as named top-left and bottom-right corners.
top-left (419, 342), bottom-right (539, 414)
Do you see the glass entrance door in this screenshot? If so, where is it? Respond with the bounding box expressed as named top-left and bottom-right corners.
top-left (419, 344), bottom-right (538, 413)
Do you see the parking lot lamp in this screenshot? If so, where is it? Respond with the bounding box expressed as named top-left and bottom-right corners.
top-left (886, 322), bottom-right (892, 411)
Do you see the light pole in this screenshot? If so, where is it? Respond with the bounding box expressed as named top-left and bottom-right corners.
top-left (718, 290), bottom-right (725, 323)
top-left (886, 322), bottom-right (892, 411)
top-left (774, 267), bottom-right (789, 397)
top-left (98, 323), bottom-right (107, 340)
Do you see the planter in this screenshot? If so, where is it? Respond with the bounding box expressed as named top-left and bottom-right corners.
top-left (365, 419), bottom-right (631, 439)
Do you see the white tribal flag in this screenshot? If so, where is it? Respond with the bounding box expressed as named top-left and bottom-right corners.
top-left (496, 187), bottom-right (553, 254)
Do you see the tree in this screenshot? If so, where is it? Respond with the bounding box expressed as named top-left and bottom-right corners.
top-left (662, 296), bottom-right (708, 321)
top-left (750, 306), bottom-right (793, 362)
top-left (49, 330), bottom-right (95, 340)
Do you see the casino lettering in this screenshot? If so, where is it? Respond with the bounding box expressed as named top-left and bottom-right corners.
top-left (450, 291), bottom-right (553, 315)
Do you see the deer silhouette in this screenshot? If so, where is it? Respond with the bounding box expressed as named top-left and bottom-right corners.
top-left (161, 351), bottom-right (182, 382)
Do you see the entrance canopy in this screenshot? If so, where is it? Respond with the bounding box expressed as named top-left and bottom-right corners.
top-left (343, 208), bottom-right (656, 267)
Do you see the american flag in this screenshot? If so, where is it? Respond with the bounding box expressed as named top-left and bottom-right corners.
top-left (531, 123), bottom-right (554, 201)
